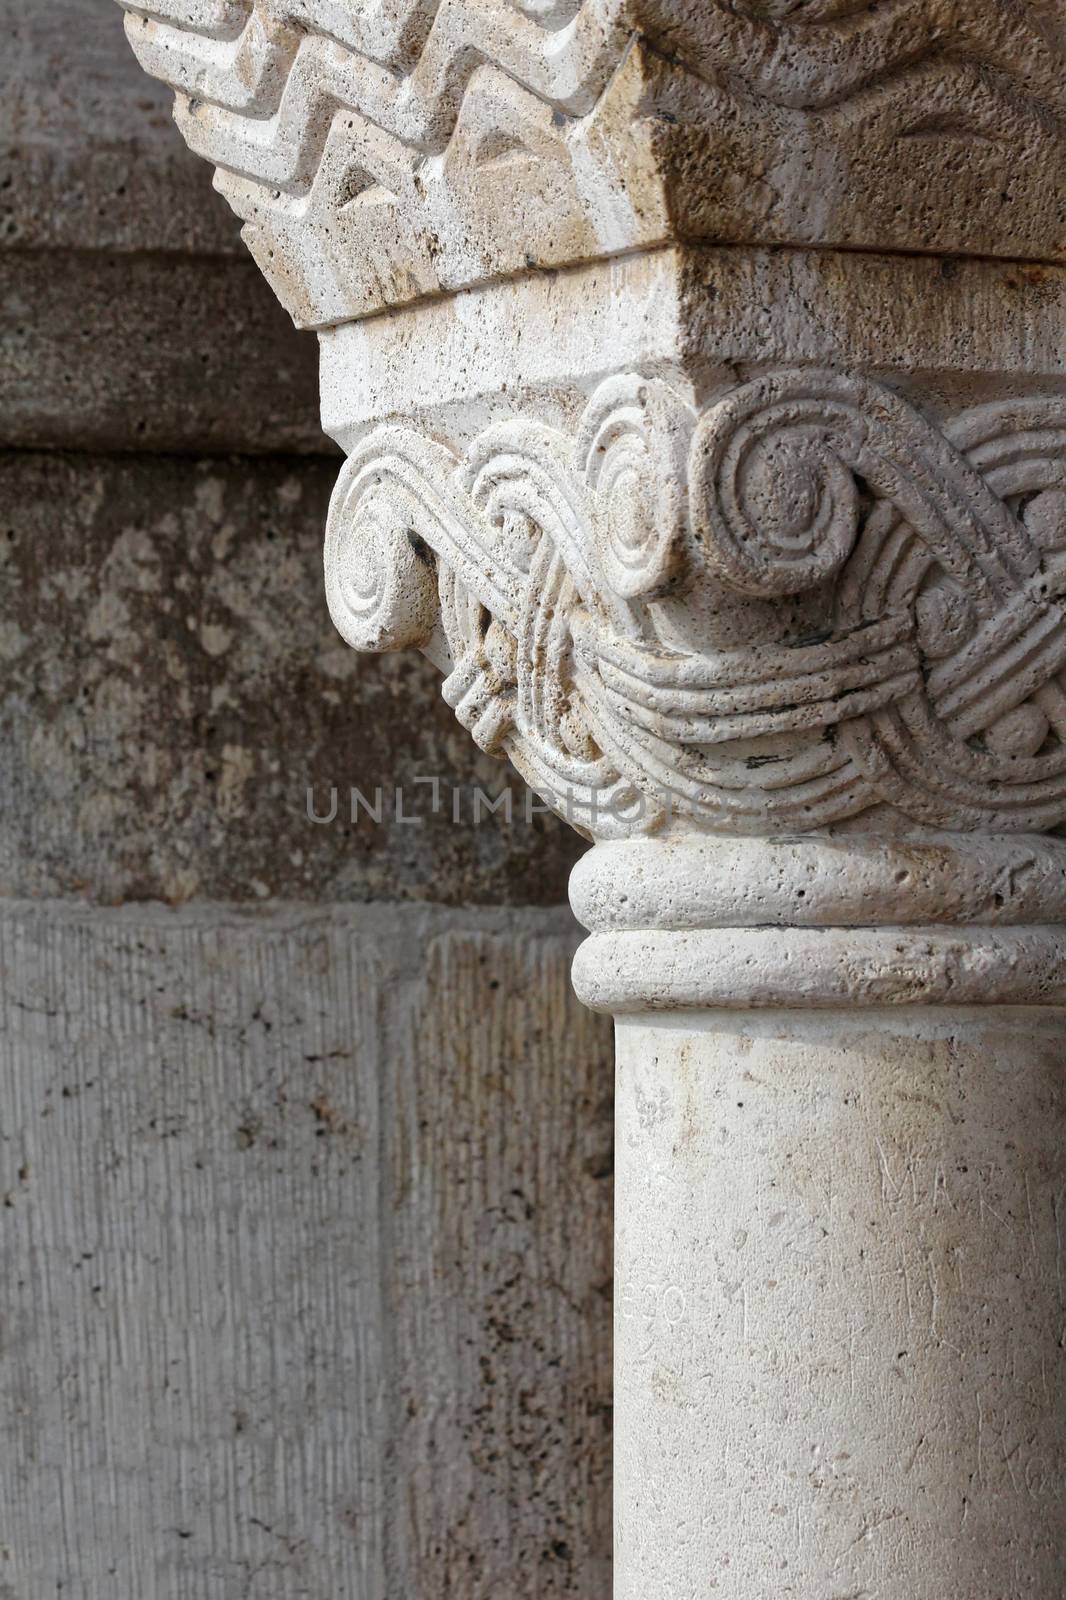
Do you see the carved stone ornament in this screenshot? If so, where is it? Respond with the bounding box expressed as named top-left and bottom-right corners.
top-left (119, 1), bottom-right (1066, 325)
top-left (323, 368), bottom-right (1066, 837)
top-left (117, 0), bottom-right (1066, 847)
top-left (119, 9), bottom-right (1066, 1596)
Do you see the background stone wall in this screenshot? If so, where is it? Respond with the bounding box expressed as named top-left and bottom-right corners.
top-left (0, 5), bottom-right (610, 1594)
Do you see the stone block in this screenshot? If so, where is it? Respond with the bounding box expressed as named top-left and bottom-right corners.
top-left (0, 450), bottom-right (582, 906)
top-left (0, 251), bottom-right (325, 455)
top-left (0, 899), bottom-right (612, 1598)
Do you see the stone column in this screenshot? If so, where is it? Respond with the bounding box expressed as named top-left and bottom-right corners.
top-left (118, 2), bottom-right (1066, 1592)
top-left (573, 832), bottom-right (1066, 1596)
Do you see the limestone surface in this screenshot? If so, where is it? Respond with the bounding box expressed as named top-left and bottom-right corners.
top-left (118, 0), bottom-right (1066, 325)
top-left (112, 4), bottom-right (1066, 1595)
top-left (615, 1006), bottom-right (1066, 1598)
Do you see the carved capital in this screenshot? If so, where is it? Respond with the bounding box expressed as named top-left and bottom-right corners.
top-left (116, 3), bottom-right (1066, 850)
top-left (118, 0), bottom-right (1066, 906)
top-left (323, 363), bottom-right (1066, 839)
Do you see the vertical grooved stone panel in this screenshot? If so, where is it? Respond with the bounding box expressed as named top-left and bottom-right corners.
top-left (385, 930), bottom-right (614, 1596)
top-left (0, 900), bottom-right (612, 1599)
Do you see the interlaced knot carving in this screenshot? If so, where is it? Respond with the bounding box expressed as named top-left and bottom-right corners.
top-left (324, 370), bottom-right (1066, 836)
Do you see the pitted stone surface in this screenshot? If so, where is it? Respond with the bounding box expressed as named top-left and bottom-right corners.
top-left (0, 899), bottom-right (612, 1598)
top-left (113, 5), bottom-right (1066, 852)
top-left (322, 344), bottom-right (1066, 838)
top-left (614, 1008), bottom-right (1066, 1598)
top-left (117, 0), bottom-right (1066, 325)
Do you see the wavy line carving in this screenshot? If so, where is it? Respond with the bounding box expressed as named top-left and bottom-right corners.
top-left (320, 371), bottom-right (1066, 837)
top-left (123, 0), bottom-right (1066, 130)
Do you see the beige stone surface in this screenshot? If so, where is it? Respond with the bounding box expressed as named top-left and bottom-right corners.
top-left (118, 0), bottom-right (1066, 326)
top-left (614, 1007), bottom-right (1066, 1599)
top-left (320, 247), bottom-right (1066, 449)
top-left (1, 0), bottom-right (242, 257)
top-left (110, 5), bottom-right (1066, 853)
top-left (570, 830), bottom-right (1066, 933)
top-left (0, 899), bottom-right (612, 1598)
top-left (571, 833), bottom-right (1066, 1010)
top-left (316, 253), bottom-right (1066, 842)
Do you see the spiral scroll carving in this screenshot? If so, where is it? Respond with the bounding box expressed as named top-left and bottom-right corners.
top-left (323, 370), bottom-right (1066, 837)
top-left (579, 377), bottom-right (690, 602)
top-left (688, 374), bottom-right (865, 597)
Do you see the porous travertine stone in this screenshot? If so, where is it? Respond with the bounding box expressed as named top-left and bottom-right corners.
top-left (613, 1007), bottom-right (1066, 1600)
top-left (116, 3), bottom-right (1066, 1594)
top-left (573, 825), bottom-right (1066, 1590)
top-left (118, 0), bottom-right (1066, 326)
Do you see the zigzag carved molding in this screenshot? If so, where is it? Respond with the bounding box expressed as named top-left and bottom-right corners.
top-left (119, 0), bottom-right (1066, 324)
top-left (122, 1), bottom-right (1066, 131)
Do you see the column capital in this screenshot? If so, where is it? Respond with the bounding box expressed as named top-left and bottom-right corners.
top-left (119, 3), bottom-right (1066, 977)
top-left (321, 344), bottom-right (1066, 842)
top-left (117, 2), bottom-right (1066, 850)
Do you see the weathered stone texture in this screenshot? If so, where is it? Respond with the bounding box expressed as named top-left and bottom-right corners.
top-left (0, 1), bottom-right (587, 910)
top-left (614, 1006), bottom-right (1066, 1599)
top-left (0, 8), bottom-right (605, 1598)
top-left (2, 0), bottom-right (243, 256)
top-left (0, 0), bottom-right (323, 456)
top-left (118, 0), bottom-right (1066, 327)
top-left (0, 250), bottom-right (327, 456)
top-left (0, 900), bottom-right (613, 1598)
top-left (25, 0), bottom-right (1066, 1593)
top-left (0, 451), bottom-right (581, 906)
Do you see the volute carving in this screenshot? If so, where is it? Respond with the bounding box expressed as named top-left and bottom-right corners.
top-left (325, 371), bottom-right (1066, 836)
top-left (116, 0), bottom-right (1066, 841)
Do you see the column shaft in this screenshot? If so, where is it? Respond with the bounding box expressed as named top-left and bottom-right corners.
top-left (614, 1007), bottom-right (1066, 1598)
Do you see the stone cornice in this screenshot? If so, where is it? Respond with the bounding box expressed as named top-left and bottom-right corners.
top-left (119, 0), bottom-right (1066, 326)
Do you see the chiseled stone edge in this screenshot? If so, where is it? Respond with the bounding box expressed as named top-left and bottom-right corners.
top-left (323, 346), bottom-right (1066, 838)
top-left (319, 246), bottom-right (1066, 448)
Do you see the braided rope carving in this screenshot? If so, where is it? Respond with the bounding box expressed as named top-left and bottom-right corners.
top-left (324, 370), bottom-right (1066, 836)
